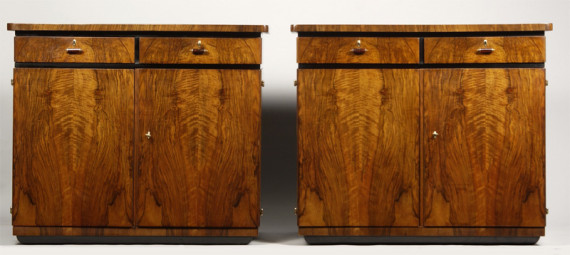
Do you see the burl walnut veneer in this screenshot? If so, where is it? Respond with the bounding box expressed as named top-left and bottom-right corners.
top-left (9, 23), bottom-right (268, 244)
top-left (292, 24), bottom-right (551, 244)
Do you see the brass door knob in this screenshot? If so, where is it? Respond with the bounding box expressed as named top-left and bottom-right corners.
top-left (145, 131), bottom-right (151, 139)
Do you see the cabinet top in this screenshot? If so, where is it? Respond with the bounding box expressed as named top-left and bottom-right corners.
top-left (291, 24), bottom-right (553, 32)
top-left (7, 24), bottom-right (269, 33)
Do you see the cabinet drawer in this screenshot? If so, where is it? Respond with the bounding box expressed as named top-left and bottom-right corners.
top-left (14, 37), bottom-right (135, 63)
top-left (297, 37), bottom-right (420, 64)
top-left (139, 37), bottom-right (261, 64)
top-left (424, 36), bottom-right (545, 64)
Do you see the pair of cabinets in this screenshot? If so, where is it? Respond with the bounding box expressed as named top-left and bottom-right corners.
top-left (9, 24), bottom-right (267, 242)
top-left (293, 24), bottom-right (549, 243)
top-left (9, 23), bottom-right (550, 244)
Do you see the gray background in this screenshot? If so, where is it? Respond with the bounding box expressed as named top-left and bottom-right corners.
top-left (0, 0), bottom-right (568, 250)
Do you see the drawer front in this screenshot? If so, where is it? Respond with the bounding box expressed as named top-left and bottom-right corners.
top-left (14, 37), bottom-right (135, 63)
top-left (297, 37), bottom-right (420, 64)
top-left (139, 37), bottom-right (262, 64)
top-left (424, 36), bottom-right (545, 64)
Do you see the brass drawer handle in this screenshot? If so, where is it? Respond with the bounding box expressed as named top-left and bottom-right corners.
top-left (476, 39), bottom-right (495, 54)
top-left (350, 39), bottom-right (368, 55)
top-left (66, 48), bottom-right (83, 54)
top-left (192, 40), bottom-right (209, 55)
top-left (66, 39), bottom-right (83, 54)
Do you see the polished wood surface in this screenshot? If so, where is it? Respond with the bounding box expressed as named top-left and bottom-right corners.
top-left (135, 69), bottom-right (261, 228)
top-left (424, 36), bottom-right (546, 63)
top-left (299, 227), bottom-right (544, 237)
top-left (14, 227), bottom-right (257, 237)
top-left (14, 37), bottom-right (135, 63)
top-left (139, 37), bottom-right (262, 64)
top-left (297, 69), bottom-right (419, 227)
top-left (423, 68), bottom-right (545, 227)
top-left (8, 23), bottom-right (269, 32)
top-left (13, 68), bottom-right (134, 227)
top-left (291, 24), bottom-right (552, 32)
top-left (297, 37), bottom-right (419, 64)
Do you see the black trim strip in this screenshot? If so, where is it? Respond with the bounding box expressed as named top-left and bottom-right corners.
top-left (298, 63), bottom-right (545, 69)
top-left (297, 31), bottom-right (545, 37)
top-left (15, 63), bottom-right (261, 69)
top-left (134, 37), bottom-right (140, 64)
top-left (15, 31), bottom-right (262, 38)
top-left (419, 38), bottom-right (424, 64)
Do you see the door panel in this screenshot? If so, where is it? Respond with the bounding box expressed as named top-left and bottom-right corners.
top-left (13, 68), bottom-right (134, 227)
top-left (423, 68), bottom-right (545, 227)
top-left (135, 69), bottom-right (260, 228)
top-left (297, 69), bottom-right (420, 227)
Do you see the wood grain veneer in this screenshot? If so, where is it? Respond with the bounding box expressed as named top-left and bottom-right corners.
top-left (15, 37), bottom-right (135, 63)
top-left (135, 69), bottom-right (261, 228)
top-left (8, 23), bottom-right (269, 32)
top-left (299, 227), bottom-right (545, 237)
top-left (139, 37), bottom-right (262, 64)
top-left (13, 68), bottom-right (134, 227)
top-left (14, 227), bottom-right (257, 236)
top-left (423, 68), bottom-right (545, 227)
top-left (297, 69), bottom-right (419, 227)
top-left (424, 36), bottom-right (545, 63)
top-left (291, 24), bottom-right (552, 32)
top-left (297, 37), bottom-right (419, 64)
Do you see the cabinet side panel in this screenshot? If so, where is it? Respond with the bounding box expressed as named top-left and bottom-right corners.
top-left (297, 69), bottom-right (419, 227)
top-left (13, 68), bottom-right (134, 227)
top-left (136, 69), bottom-right (260, 228)
top-left (423, 68), bottom-right (545, 227)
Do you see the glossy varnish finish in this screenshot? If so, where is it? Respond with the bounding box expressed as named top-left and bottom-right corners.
top-left (423, 68), bottom-right (545, 227)
top-left (14, 227), bottom-right (257, 237)
top-left (13, 68), bottom-right (134, 227)
top-left (297, 37), bottom-right (419, 64)
top-left (424, 36), bottom-right (546, 64)
top-left (8, 23), bottom-right (269, 32)
top-left (139, 38), bottom-right (262, 64)
top-left (14, 37), bottom-right (135, 63)
top-left (297, 69), bottom-right (419, 227)
top-left (299, 227), bottom-right (545, 237)
top-left (291, 24), bottom-right (553, 32)
top-left (135, 69), bottom-right (261, 228)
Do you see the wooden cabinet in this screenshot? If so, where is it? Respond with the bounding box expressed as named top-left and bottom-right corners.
top-left (9, 24), bottom-right (267, 244)
top-left (293, 24), bottom-right (551, 244)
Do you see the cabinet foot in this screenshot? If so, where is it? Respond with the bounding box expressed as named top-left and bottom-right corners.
top-left (304, 236), bottom-right (540, 245)
top-left (17, 236), bottom-right (254, 245)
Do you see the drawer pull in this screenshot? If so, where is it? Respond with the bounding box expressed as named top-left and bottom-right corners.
top-left (350, 39), bottom-right (367, 55)
top-left (192, 40), bottom-right (209, 55)
top-left (476, 40), bottom-right (494, 54)
top-left (192, 48), bottom-right (208, 55)
top-left (66, 48), bottom-right (84, 54)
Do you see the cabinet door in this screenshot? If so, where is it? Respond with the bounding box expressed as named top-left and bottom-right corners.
top-left (136, 69), bottom-right (261, 228)
top-left (13, 68), bottom-right (134, 227)
top-left (423, 68), bottom-right (545, 227)
top-left (297, 69), bottom-right (419, 227)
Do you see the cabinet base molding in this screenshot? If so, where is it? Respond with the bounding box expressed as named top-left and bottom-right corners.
top-left (16, 236), bottom-right (253, 245)
top-left (303, 236), bottom-right (540, 245)
top-left (299, 227), bottom-right (544, 237)
top-left (14, 227), bottom-right (257, 238)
